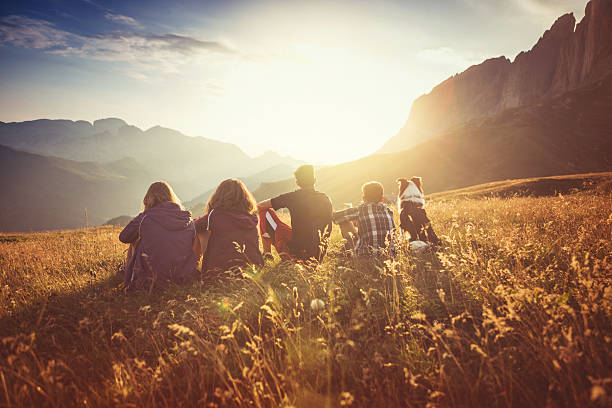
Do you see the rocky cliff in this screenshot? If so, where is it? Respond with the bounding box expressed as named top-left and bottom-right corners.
top-left (257, 72), bottom-right (612, 206)
top-left (380, 0), bottom-right (612, 153)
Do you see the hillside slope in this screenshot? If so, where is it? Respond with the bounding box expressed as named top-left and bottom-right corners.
top-left (428, 172), bottom-right (612, 201)
top-left (0, 145), bottom-right (152, 232)
top-left (255, 74), bottom-right (612, 206)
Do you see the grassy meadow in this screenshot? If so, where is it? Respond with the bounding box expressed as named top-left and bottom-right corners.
top-left (0, 180), bottom-right (611, 407)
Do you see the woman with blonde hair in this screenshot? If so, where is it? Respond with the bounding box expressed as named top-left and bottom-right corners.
top-left (119, 181), bottom-right (197, 288)
top-left (194, 178), bottom-right (263, 277)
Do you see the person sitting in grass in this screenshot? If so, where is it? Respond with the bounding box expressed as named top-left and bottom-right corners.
top-left (333, 181), bottom-right (396, 256)
top-left (119, 181), bottom-right (197, 288)
top-left (194, 178), bottom-right (263, 279)
top-left (257, 164), bottom-right (333, 262)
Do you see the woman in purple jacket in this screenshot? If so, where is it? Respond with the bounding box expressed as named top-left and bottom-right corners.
top-left (194, 179), bottom-right (263, 278)
top-left (120, 181), bottom-right (197, 288)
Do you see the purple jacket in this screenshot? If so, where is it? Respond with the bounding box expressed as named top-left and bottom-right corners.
top-left (195, 208), bottom-right (263, 274)
top-left (119, 201), bottom-right (197, 286)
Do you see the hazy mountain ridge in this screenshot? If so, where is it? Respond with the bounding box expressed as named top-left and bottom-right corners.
top-left (0, 144), bottom-right (153, 231)
top-left (0, 118), bottom-right (303, 231)
top-left (380, 0), bottom-right (612, 153)
top-left (186, 163), bottom-right (297, 210)
top-left (0, 118), bottom-right (302, 200)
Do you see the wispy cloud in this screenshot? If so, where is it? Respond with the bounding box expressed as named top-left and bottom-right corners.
top-left (201, 82), bottom-right (226, 96)
top-left (104, 12), bottom-right (142, 28)
top-left (0, 15), bottom-right (237, 74)
top-left (80, 0), bottom-right (106, 11)
top-left (0, 15), bottom-right (71, 49)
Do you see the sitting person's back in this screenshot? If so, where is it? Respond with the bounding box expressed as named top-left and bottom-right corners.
top-left (195, 179), bottom-right (263, 276)
top-left (119, 181), bottom-right (197, 288)
top-left (333, 181), bottom-right (396, 256)
top-left (258, 165), bottom-right (333, 262)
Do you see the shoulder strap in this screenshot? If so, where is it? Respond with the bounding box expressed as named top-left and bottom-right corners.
top-left (265, 210), bottom-right (278, 231)
top-left (137, 214), bottom-right (147, 238)
top-left (206, 209), bottom-right (215, 231)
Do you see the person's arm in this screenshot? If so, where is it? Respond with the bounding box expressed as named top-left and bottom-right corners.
top-left (261, 192), bottom-right (292, 212)
top-left (332, 207), bottom-right (358, 225)
top-left (119, 213), bottom-right (145, 244)
top-left (257, 199), bottom-right (272, 211)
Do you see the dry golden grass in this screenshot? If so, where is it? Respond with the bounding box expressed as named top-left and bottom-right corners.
top-left (0, 190), bottom-right (610, 407)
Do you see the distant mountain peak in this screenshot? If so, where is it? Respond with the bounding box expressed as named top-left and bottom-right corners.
top-left (257, 150), bottom-right (285, 160)
top-left (379, 0), bottom-right (612, 154)
top-left (548, 13), bottom-right (576, 37)
top-left (144, 125), bottom-right (185, 137)
top-left (93, 118), bottom-right (127, 133)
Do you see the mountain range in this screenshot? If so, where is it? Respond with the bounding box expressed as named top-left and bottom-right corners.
top-left (380, 0), bottom-right (612, 153)
top-left (0, 118), bottom-right (302, 200)
top-left (0, 120), bottom-right (302, 231)
top-left (254, 0), bottom-right (612, 205)
top-left (2, 0), bottom-right (611, 232)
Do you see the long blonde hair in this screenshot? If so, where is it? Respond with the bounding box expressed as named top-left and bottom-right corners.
top-left (206, 178), bottom-right (257, 214)
top-left (143, 181), bottom-right (182, 210)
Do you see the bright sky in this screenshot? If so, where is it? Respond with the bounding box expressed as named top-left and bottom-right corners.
top-left (0, 0), bottom-right (587, 164)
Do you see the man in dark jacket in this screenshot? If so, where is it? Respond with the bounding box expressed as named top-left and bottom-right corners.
top-left (257, 165), bottom-right (333, 262)
top-left (119, 201), bottom-right (197, 287)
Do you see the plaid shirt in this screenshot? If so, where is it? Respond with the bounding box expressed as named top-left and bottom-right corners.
top-left (333, 202), bottom-right (396, 256)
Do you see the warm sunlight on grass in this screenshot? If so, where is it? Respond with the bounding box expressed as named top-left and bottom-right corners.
top-left (0, 190), bottom-right (610, 407)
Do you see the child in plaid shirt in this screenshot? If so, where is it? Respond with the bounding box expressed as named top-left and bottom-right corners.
top-left (333, 181), bottom-right (396, 256)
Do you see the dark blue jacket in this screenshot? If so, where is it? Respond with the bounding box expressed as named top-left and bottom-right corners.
top-left (119, 201), bottom-right (197, 286)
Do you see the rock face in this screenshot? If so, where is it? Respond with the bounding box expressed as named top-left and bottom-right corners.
top-left (380, 0), bottom-right (612, 154)
top-left (257, 72), bottom-right (612, 206)
top-left (551, 0), bottom-right (612, 93)
top-left (500, 13), bottom-right (576, 110)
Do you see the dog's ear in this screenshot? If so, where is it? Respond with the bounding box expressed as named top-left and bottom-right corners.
top-left (396, 178), bottom-right (408, 185)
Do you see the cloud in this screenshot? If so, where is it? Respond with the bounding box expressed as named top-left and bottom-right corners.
top-left (50, 32), bottom-right (235, 61)
top-left (104, 12), bottom-right (142, 28)
top-left (80, 0), bottom-right (106, 11)
top-left (0, 15), bottom-right (237, 74)
top-left (0, 15), bottom-right (72, 49)
top-left (201, 82), bottom-right (226, 96)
